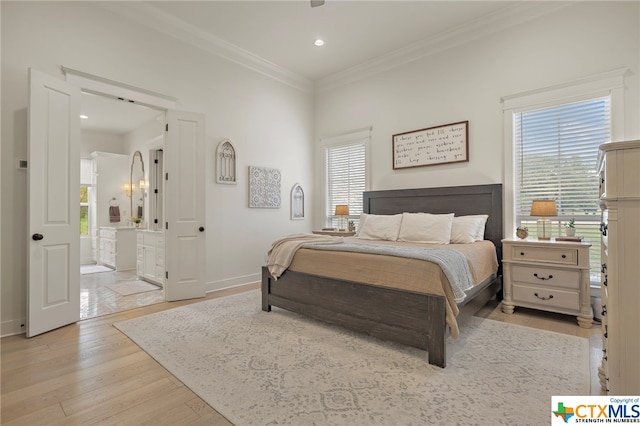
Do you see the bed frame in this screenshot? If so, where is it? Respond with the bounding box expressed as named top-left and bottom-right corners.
top-left (262, 184), bottom-right (503, 367)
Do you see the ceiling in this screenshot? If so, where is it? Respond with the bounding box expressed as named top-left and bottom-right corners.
top-left (145, 1), bottom-right (515, 81)
top-left (82, 1), bottom-right (528, 134)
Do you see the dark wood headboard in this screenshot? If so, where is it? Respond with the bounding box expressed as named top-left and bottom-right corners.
top-left (363, 184), bottom-right (503, 272)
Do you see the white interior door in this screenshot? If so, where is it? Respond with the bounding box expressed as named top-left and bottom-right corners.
top-left (27, 69), bottom-right (81, 337)
top-left (164, 110), bottom-right (206, 301)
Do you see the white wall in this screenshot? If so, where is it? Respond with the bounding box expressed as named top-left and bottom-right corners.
top-left (81, 130), bottom-right (128, 159)
top-left (314, 1), bottom-right (640, 229)
top-left (1, 1), bottom-right (314, 335)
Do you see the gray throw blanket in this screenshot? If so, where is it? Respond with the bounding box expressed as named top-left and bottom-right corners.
top-left (304, 242), bottom-right (474, 302)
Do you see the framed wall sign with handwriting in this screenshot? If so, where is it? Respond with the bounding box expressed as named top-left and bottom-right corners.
top-left (392, 121), bottom-right (469, 169)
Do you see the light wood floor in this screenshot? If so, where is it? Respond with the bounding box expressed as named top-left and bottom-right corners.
top-left (1, 286), bottom-right (603, 425)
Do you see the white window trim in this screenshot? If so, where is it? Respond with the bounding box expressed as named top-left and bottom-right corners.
top-left (317, 127), bottom-right (371, 228)
top-left (501, 68), bottom-right (628, 238)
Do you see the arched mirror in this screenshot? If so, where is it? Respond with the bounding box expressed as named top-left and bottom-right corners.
top-left (130, 151), bottom-right (145, 226)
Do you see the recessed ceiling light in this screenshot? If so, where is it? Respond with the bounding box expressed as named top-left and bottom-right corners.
top-left (80, 114), bottom-right (89, 119)
top-left (314, 39), bottom-right (324, 47)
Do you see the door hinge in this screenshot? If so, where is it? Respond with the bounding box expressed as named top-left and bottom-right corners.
top-left (165, 271), bottom-right (168, 279)
top-left (165, 222), bottom-right (168, 230)
top-left (154, 159), bottom-right (159, 164)
top-left (165, 123), bottom-right (168, 131)
top-left (154, 219), bottom-right (158, 224)
top-left (165, 172), bottom-right (168, 180)
top-left (154, 189), bottom-right (158, 194)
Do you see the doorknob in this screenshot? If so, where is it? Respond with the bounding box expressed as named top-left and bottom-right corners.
top-left (32, 233), bottom-right (44, 241)
top-left (199, 227), bottom-right (205, 232)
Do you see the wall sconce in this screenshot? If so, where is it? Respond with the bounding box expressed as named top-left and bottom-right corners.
top-left (335, 204), bottom-right (349, 231)
top-left (123, 182), bottom-right (135, 197)
top-left (530, 199), bottom-right (557, 240)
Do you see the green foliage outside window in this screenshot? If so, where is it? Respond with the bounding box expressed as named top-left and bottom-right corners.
top-left (80, 186), bottom-right (89, 236)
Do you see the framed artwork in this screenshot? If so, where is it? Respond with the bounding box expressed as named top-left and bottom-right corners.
top-left (290, 183), bottom-right (304, 220)
top-left (216, 139), bottom-right (237, 184)
top-left (249, 166), bottom-right (281, 208)
top-left (392, 120), bottom-right (469, 169)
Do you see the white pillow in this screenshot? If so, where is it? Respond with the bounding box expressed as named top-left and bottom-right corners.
top-left (355, 212), bottom-right (369, 237)
top-left (397, 213), bottom-right (454, 244)
top-left (450, 215), bottom-right (489, 243)
top-left (357, 213), bottom-right (403, 241)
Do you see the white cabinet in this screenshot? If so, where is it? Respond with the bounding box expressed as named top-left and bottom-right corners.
top-left (501, 238), bottom-right (593, 328)
top-left (98, 227), bottom-right (136, 271)
top-left (137, 230), bottom-right (164, 287)
top-left (597, 139), bottom-right (640, 395)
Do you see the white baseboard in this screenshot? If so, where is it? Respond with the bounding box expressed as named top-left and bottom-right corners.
top-left (1, 318), bottom-right (26, 337)
top-left (206, 273), bottom-right (261, 293)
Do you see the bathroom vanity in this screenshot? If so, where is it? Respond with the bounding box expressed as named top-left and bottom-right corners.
top-left (136, 230), bottom-right (165, 287)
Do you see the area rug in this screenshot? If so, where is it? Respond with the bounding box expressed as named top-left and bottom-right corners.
top-left (105, 280), bottom-right (161, 296)
top-left (114, 290), bottom-right (590, 425)
top-left (80, 264), bottom-right (114, 275)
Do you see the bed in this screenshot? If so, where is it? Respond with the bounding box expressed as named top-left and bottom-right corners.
top-left (261, 184), bottom-right (503, 367)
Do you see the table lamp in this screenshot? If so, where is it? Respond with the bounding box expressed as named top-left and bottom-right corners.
top-left (335, 204), bottom-right (349, 231)
top-left (530, 199), bottom-right (557, 240)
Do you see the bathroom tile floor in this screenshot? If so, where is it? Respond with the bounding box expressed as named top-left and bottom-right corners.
top-left (80, 268), bottom-right (164, 320)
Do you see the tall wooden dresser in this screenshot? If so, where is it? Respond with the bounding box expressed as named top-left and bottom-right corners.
top-left (597, 139), bottom-right (640, 394)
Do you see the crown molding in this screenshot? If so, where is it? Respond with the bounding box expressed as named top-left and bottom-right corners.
top-left (316, 2), bottom-right (574, 93)
top-left (97, 2), bottom-right (313, 94)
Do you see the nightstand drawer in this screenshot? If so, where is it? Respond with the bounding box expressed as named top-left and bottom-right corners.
top-left (511, 245), bottom-right (578, 265)
top-left (512, 283), bottom-right (579, 311)
top-left (512, 265), bottom-right (579, 290)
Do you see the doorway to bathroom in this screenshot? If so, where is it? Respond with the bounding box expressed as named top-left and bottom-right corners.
top-left (78, 91), bottom-right (165, 320)
top-left (28, 68), bottom-right (206, 337)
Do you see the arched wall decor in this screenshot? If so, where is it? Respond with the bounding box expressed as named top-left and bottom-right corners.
top-left (291, 183), bottom-right (304, 220)
top-left (216, 139), bottom-right (237, 184)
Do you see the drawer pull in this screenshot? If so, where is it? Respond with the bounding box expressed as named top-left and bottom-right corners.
top-left (561, 254), bottom-right (566, 259)
top-left (520, 252), bottom-right (525, 256)
top-left (533, 273), bottom-right (553, 281)
top-left (534, 292), bottom-right (554, 301)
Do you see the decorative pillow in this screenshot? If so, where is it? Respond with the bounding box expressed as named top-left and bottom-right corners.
top-left (357, 213), bottom-right (403, 241)
top-left (450, 215), bottom-right (489, 243)
top-left (397, 212), bottom-right (454, 244)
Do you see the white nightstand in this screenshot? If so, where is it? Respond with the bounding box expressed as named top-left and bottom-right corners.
top-left (501, 238), bottom-right (593, 328)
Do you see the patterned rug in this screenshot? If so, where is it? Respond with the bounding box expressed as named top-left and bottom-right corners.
top-left (114, 290), bottom-right (590, 425)
top-left (106, 280), bottom-right (161, 296)
top-left (80, 264), bottom-right (114, 275)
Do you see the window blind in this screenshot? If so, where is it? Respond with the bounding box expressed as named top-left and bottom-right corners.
top-left (325, 141), bottom-right (366, 227)
top-left (514, 97), bottom-right (610, 217)
top-left (514, 96), bottom-right (610, 280)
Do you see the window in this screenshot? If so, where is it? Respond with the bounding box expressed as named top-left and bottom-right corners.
top-left (514, 97), bottom-right (611, 281)
top-left (322, 128), bottom-right (370, 228)
top-left (80, 158), bottom-right (93, 237)
top-left (80, 185), bottom-right (90, 236)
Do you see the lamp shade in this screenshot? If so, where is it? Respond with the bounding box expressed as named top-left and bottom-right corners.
top-left (530, 200), bottom-right (557, 217)
top-left (335, 205), bottom-right (349, 216)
